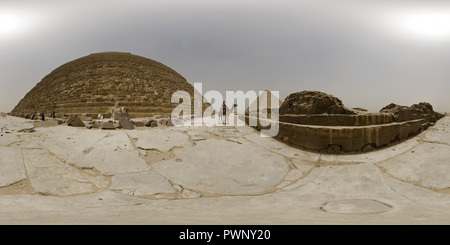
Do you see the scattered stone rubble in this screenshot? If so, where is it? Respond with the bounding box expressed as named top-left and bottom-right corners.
top-left (64, 112), bottom-right (174, 130)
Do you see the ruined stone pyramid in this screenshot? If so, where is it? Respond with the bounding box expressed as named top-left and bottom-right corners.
top-left (12, 52), bottom-right (205, 118)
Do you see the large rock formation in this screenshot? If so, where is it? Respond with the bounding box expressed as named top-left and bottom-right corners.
top-left (11, 52), bottom-right (207, 118)
top-left (380, 102), bottom-right (444, 123)
top-left (247, 90), bottom-right (446, 153)
top-left (279, 91), bottom-right (356, 115)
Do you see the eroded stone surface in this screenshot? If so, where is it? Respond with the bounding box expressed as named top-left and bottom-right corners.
top-left (77, 132), bottom-right (149, 175)
top-left (127, 128), bottom-right (190, 152)
top-left (423, 116), bottom-right (450, 145)
top-left (321, 199), bottom-right (392, 214)
top-left (153, 138), bottom-right (289, 195)
top-left (376, 143), bottom-right (450, 190)
top-left (110, 172), bottom-right (177, 197)
top-left (0, 133), bottom-right (20, 146)
top-left (35, 126), bottom-right (108, 165)
top-left (23, 149), bottom-right (109, 196)
top-left (1, 115), bottom-right (450, 225)
top-left (286, 163), bottom-right (397, 200)
top-left (0, 147), bottom-right (26, 187)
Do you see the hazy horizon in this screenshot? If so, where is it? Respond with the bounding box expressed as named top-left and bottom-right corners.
top-left (1, 0), bottom-right (450, 113)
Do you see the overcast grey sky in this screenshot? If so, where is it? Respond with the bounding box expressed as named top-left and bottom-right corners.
top-left (1, 0), bottom-right (450, 113)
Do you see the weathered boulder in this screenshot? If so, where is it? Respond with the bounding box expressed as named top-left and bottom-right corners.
top-left (66, 117), bottom-right (76, 125)
top-left (114, 113), bottom-right (129, 121)
top-left (100, 121), bottom-right (116, 130)
top-left (380, 102), bottom-right (444, 122)
top-left (279, 91), bottom-right (356, 115)
top-left (410, 102), bottom-right (445, 121)
top-left (145, 119), bottom-right (157, 127)
top-left (114, 113), bottom-right (134, 130)
top-left (69, 117), bottom-right (86, 127)
top-left (92, 121), bottom-right (101, 129)
top-left (131, 121), bottom-right (145, 127)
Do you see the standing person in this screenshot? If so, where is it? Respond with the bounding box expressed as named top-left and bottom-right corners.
top-left (52, 111), bottom-right (56, 119)
top-left (41, 112), bottom-right (45, 121)
top-left (222, 101), bottom-right (228, 125)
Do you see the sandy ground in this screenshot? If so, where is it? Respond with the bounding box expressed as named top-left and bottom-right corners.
top-left (0, 115), bottom-right (449, 224)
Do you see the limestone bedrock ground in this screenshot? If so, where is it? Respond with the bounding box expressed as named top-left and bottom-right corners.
top-left (0, 115), bottom-right (449, 224)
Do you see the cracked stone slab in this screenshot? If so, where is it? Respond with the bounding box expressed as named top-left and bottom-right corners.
top-left (423, 117), bottom-right (450, 145)
top-left (0, 133), bottom-right (20, 146)
top-left (291, 159), bottom-right (313, 173)
top-left (284, 169), bottom-right (304, 181)
top-left (286, 163), bottom-right (402, 201)
top-left (110, 172), bottom-right (178, 197)
top-left (382, 175), bottom-right (450, 213)
top-left (127, 128), bottom-right (190, 152)
top-left (376, 143), bottom-right (450, 190)
top-left (243, 132), bottom-right (320, 161)
top-left (185, 128), bottom-right (208, 141)
top-left (0, 117), bottom-right (34, 147)
top-left (226, 137), bottom-right (244, 144)
top-left (89, 132), bottom-right (135, 151)
top-left (0, 147), bottom-right (26, 187)
top-left (79, 150), bottom-right (150, 176)
top-left (321, 199), bottom-right (393, 214)
top-left (77, 132), bottom-right (149, 175)
top-left (23, 149), bottom-right (109, 196)
top-left (29, 126), bottom-right (108, 165)
top-left (154, 138), bottom-right (289, 195)
top-left (3, 115), bottom-right (450, 224)
top-left (0, 116), bottom-right (34, 133)
top-left (276, 168), bottom-right (304, 189)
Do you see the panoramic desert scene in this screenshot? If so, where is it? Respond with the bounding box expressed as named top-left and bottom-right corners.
top-left (0, 51), bottom-right (449, 225)
top-left (1, 1), bottom-right (450, 226)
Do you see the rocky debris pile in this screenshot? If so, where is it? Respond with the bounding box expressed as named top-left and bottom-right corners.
top-left (114, 113), bottom-right (134, 130)
top-left (67, 115), bottom-right (174, 130)
top-left (68, 117), bottom-right (85, 127)
top-left (380, 102), bottom-right (445, 123)
top-left (279, 91), bottom-right (356, 115)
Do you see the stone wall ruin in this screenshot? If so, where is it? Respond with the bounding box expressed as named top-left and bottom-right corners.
top-left (246, 91), bottom-right (445, 154)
